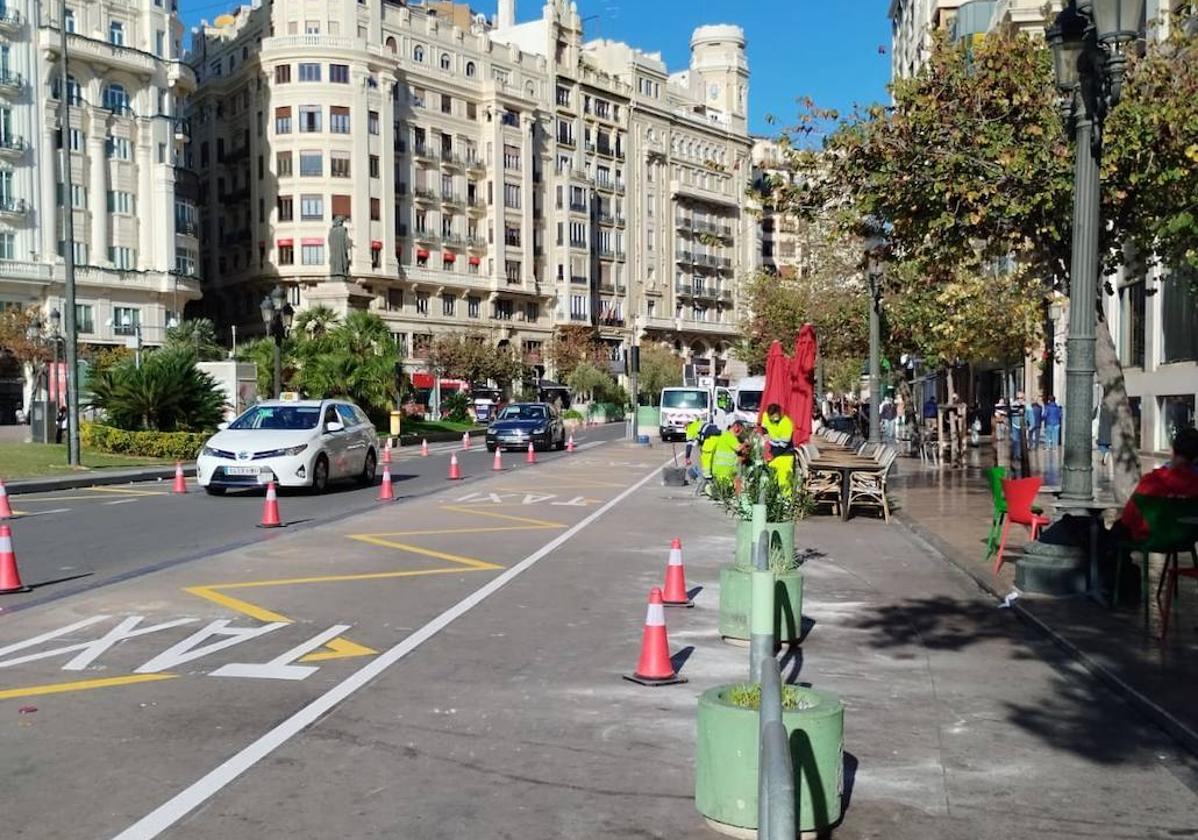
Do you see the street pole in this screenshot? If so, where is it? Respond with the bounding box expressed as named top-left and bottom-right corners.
top-left (134, 323), bottom-right (142, 369)
top-left (272, 331), bottom-right (282, 399)
top-left (57, 1), bottom-right (80, 466)
top-left (1060, 96), bottom-right (1099, 502)
top-left (867, 266), bottom-right (882, 445)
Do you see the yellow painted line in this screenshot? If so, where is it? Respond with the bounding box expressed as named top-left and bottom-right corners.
top-left (13, 494), bottom-right (148, 503)
top-left (184, 586), bottom-right (291, 623)
top-left (437, 506), bottom-right (565, 528)
top-left (344, 537), bottom-right (504, 570)
top-left (0, 673), bottom-right (177, 701)
top-left (301, 637), bottom-right (377, 662)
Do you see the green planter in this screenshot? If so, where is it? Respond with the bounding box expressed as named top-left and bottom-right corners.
top-left (734, 520), bottom-right (795, 569)
top-left (695, 684), bottom-right (844, 834)
top-left (718, 566), bottom-right (803, 644)
top-left (636, 405), bottom-right (661, 430)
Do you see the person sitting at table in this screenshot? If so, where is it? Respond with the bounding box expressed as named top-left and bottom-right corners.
top-left (1114, 426), bottom-right (1198, 544)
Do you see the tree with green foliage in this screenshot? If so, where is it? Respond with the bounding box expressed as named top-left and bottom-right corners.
top-left (636, 343), bottom-right (683, 405)
top-left (164, 318), bottom-right (226, 362)
top-left (427, 331), bottom-right (528, 397)
top-left (566, 361), bottom-right (617, 403)
top-left (86, 348), bottom-right (225, 432)
top-left (546, 325), bottom-right (606, 379)
top-left (0, 305), bottom-right (52, 411)
top-left (292, 311), bottom-right (401, 424)
top-left (234, 336), bottom-right (297, 397)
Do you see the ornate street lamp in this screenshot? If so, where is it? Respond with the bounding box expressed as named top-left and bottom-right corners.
top-left (1046, 0), bottom-right (1143, 503)
top-left (863, 233), bottom-right (885, 445)
top-left (260, 286), bottom-right (295, 399)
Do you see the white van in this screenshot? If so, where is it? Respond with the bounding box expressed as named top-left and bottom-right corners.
top-left (731, 375), bottom-right (765, 426)
top-left (659, 385), bottom-right (735, 441)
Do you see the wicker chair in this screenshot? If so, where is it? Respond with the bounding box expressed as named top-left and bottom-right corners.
top-left (847, 448), bottom-right (898, 522)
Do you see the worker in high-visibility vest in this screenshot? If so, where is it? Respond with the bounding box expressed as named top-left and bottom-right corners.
top-left (761, 403), bottom-right (796, 493)
top-left (712, 420), bottom-right (747, 484)
top-left (683, 417), bottom-right (704, 468)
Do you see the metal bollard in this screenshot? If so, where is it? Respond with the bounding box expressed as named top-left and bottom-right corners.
top-left (749, 531), bottom-right (774, 683)
top-left (757, 658), bottom-right (795, 840)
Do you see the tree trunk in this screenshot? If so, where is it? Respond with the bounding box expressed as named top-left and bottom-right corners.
top-left (1095, 314), bottom-right (1140, 504)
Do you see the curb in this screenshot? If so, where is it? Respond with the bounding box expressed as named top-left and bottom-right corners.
top-left (894, 509), bottom-right (1198, 760)
top-left (6, 465), bottom-right (197, 495)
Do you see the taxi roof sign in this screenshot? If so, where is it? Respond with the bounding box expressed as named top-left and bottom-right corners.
top-left (279, 391), bottom-right (301, 401)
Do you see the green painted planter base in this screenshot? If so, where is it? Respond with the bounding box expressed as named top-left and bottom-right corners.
top-left (695, 685), bottom-right (845, 834)
top-left (718, 565), bottom-right (804, 643)
top-left (735, 520), bottom-right (796, 569)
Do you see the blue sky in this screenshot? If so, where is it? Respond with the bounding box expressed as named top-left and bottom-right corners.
top-left (179, 0), bottom-right (893, 136)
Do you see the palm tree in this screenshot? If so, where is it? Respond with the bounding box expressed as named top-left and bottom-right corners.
top-left (292, 306), bottom-right (341, 344)
top-left (87, 348), bottom-right (226, 431)
top-left (164, 318), bottom-right (226, 361)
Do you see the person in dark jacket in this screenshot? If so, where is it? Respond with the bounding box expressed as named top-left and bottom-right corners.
top-left (1043, 396), bottom-right (1062, 448)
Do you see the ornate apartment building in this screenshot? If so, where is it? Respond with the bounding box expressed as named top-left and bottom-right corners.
top-left (0, 0), bottom-right (198, 350)
top-left (188, 0), bottom-right (753, 381)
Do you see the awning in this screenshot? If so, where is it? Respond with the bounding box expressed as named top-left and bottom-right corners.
top-left (276, 238), bottom-right (294, 247)
top-left (416, 248), bottom-right (430, 259)
top-left (301, 237), bottom-right (323, 246)
top-left (442, 251), bottom-right (456, 262)
top-left (411, 374), bottom-right (468, 389)
top-left (370, 239), bottom-right (383, 250)
top-left (468, 255), bottom-right (481, 266)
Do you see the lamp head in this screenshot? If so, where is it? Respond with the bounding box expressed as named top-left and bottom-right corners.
top-left (259, 294), bottom-right (274, 327)
top-left (1089, 0), bottom-right (1145, 45)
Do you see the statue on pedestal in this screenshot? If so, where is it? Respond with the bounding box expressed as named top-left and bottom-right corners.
top-left (328, 216), bottom-right (350, 280)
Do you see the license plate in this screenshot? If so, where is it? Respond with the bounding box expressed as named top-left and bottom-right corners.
top-left (225, 466), bottom-right (262, 476)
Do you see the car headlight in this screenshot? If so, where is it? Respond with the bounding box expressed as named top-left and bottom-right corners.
top-left (201, 446), bottom-right (216, 457)
top-left (532, 425), bottom-right (546, 434)
top-left (254, 444), bottom-right (309, 459)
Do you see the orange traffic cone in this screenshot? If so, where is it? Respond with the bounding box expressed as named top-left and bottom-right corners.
top-left (448, 453), bottom-right (461, 480)
top-left (0, 478), bottom-right (13, 519)
top-left (382, 439), bottom-right (392, 466)
top-left (461, 432), bottom-right (470, 451)
top-left (566, 435), bottom-right (575, 453)
top-left (526, 441), bottom-right (536, 464)
top-left (624, 587), bottom-right (685, 686)
top-left (0, 524), bottom-right (30, 594)
top-left (492, 448), bottom-right (503, 471)
top-left (662, 538), bottom-right (694, 607)
top-left (421, 439), bottom-right (429, 457)
top-left (378, 465), bottom-right (395, 501)
top-left (257, 481), bottom-right (282, 528)
top-left (171, 461), bottom-right (188, 494)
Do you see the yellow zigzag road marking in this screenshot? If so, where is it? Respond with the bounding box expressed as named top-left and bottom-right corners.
top-left (186, 506), bottom-right (565, 663)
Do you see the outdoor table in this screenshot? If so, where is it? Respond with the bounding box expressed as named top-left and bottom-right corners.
top-left (1053, 497), bottom-right (1121, 606)
top-left (809, 457), bottom-right (881, 522)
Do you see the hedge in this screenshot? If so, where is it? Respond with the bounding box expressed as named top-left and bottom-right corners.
top-left (82, 423), bottom-right (210, 460)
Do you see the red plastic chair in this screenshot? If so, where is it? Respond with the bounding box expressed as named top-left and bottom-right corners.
top-left (994, 477), bottom-right (1050, 574)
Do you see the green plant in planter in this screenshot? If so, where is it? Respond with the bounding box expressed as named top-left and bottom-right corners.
top-left (710, 447), bottom-right (813, 573)
top-left (727, 682), bottom-right (818, 711)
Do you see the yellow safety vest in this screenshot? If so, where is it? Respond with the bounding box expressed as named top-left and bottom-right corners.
top-left (700, 434), bottom-right (719, 475)
top-left (712, 431), bottom-right (741, 479)
top-left (685, 418), bottom-right (702, 442)
top-left (762, 414), bottom-right (795, 455)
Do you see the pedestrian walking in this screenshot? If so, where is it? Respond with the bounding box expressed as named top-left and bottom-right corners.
top-left (880, 395), bottom-right (897, 442)
top-left (1027, 396), bottom-right (1044, 449)
top-left (1043, 396), bottom-right (1062, 448)
top-left (1097, 404), bottom-right (1113, 465)
top-left (55, 405), bottom-right (68, 444)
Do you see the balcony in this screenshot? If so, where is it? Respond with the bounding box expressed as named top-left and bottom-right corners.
top-left (465, 156), bottom-right (485, 173)
top-left (569, 312), bottom-right (589, 322)
top-left (0, 198), bottom-right (29, 219)
top-left (412, 229), bottom-right (439, 245)
top-left (175, 219), bottom-right (199, 237)
top-left (614, 181), bottom-right (625, 195)
top-left (0, 8), bottom-right (22, 33)
top-left (570, 275), bottom-right (588, 285)
top-left (570, 168), bottom-right (590, 182)
top-left (568, 201), bottom-right (588, 214)
top-left (0, 135), bottom-right (25, 158)
top-left (412, 144), bottom-right (434, 162)
top-left (595, 178), bottom-right (614, 193)
top-left (693, 285), bottom-right (717, 300)
top-left (466, 236), bottom-right (487, 250)
top-left (681, 319), bottom-right (737, 336)
top-left (413, 186), bottom-right (437, 203)
top-left (441, 191), bottom-right (464, 209)
top-left (675, 214), bottom-right (693, 230)
top-left (442, 233), bottom-right (466, 248)
top-left (173, 118), bottom-right (191, 143)
top-left (45, 31), bottom-right (158, 76)
top-left (465, 198), bottom-right (485, 215)
top-left (597, 211), bottom-right (614, 225)
top-left (440, 150), bottom-right (463, 169)
top-left (718, 288), bottom-right (734, 303)
top-left (675, 282), bottom-right (694, 297)
top-left (670, 177), bottom-right (738, 208)
top-left (596, 144), bottom-right (615, 159)
top-left (675, 250), bottom-right (693, 264)
top-left (0, 70), bottom-right (23, 95)
top-left (557, 134), bottom-right (575, 148)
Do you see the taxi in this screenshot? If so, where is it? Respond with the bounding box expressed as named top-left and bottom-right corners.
top-left (196, 395), bottom-right (379, 494)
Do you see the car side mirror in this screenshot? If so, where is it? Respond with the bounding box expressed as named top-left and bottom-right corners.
top-left (217, 422), bottom-right (229, 431)
top-left (325, 421), bottom-right (344, 433)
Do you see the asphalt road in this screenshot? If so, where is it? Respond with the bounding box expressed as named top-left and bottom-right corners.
top-left (1, 423), bottom-right (626, 613)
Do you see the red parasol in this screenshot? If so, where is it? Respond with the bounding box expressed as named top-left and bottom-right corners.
top-left (790, 324), bottom-right (818, 445)
top-left (759, 340), bottom-right (791, 430)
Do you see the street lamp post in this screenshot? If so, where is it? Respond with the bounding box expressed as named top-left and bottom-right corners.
top-left (260, 286), bottom-right (294, 399)
top-left (865, 246), bottom-right (884, 446)
top-left (1047, 0), bottom-right (1143, 503)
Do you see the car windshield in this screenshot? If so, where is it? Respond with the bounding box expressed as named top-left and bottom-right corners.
top-left (662, 390), bottom-right (709, 409)
top-left (737, 390), bottom-right (763, 412)
top-left (497, 405), bottom-right (547, 421)
top-left (229, 405), bottom-right (322, 431)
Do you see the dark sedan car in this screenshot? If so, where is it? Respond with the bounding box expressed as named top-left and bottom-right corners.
top-left (486, 402), bottom-right (566, 452)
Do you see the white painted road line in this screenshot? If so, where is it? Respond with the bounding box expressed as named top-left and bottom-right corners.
top-left (110, 458), bottom-right (668, 840)
top-left (14, 507), bottom-right (71, 518)
top-left (104, 499), bottom-right (140, 506)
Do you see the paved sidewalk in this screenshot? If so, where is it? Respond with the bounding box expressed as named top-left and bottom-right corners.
top-left (162, 470), bottom-right (1198, 838)
top-left (890, 448), bottom-right (1198, 759)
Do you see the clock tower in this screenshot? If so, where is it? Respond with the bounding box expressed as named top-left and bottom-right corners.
top-left (689, 25), bottom-right (748, 132)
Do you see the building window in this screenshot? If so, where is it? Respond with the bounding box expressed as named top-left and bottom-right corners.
top-left (368, 110), bottom-right (379, 135)
top-left (439, 52), bottom-right (452, 72)
top-left (369, 155), bottom-right (379, 178)
top-left (299, 151), bottom-right (322, 176)
top-left (103, 83), bottom-right (130, 114)
top-left (106, 190), bottom-right (135, 214)
top-left (301, 244), bottom-right (324, 265)
top-left (64, 7), bottom-right (75, 32)
top-left (109, 21), bottom-right (125, 46)
top-left (465, 61), bottom-right (476, 77)
top-left (277, 195), bottom-right (293, 221)
top-left (1120, 281), bottom-right (1146, 369)
top-left (1162, 272), bottom-right (1198, 364)
top-left (413, 45), bottom-right (424, 62)
top-left (112, 307), bottom-right (139, 335)
top-left (504, 225), bottom-right (521, 247)
top-left (274, 64), bottom-right (291, 84)
top-left (154, 30), bottom-right (165, 58)
top-left (300, 194), bottom-right (323, 220)
top-left (277, 151), bottom-right (293, 176)
top-left (108, 246), bottom-right (136, 269)
top-left (329, 106), bottom-right (350, 133)
top-left (388, 289), bottom-right (404, 311)
top-left (416, 292), bottom-right (429, 315)
top-left (505, 261), bottom-right (521, 283)
top-left (275, 106), bottom-right (292, 134)
top-left (467, 296), bottom-right (481, 318)
top-left (75, 304), bottom-right (94, 334)
top-left (503, 144), bottom-right (521, 170)
top-left (106, 136), bottom-right (132, 160)
top-left (441, 294), bottom-right (455, 316)
top-left (370, 197), bottom-right (380, 220)
top-left (278, 245), bottom-right (294, 265)
top-left (503, 183), bottom-right (520, 209)
top-left (329, 151), bottom-right (350, 178)
top-left (441, 94), bottom-right (452, 115)
top-left (494, 299), bottom-right (513, 320)
top-left (330, 63), bottom-right (350, 83)
top-left (299, 105), bottom-right (321, 132)
top-left (0, 231), bottom-right (12, 259)
top-left (298, 62), bottom-right (321, 82)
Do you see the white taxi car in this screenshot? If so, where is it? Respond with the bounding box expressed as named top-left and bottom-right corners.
top-left (196, 398), bottom-right (379, 495)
